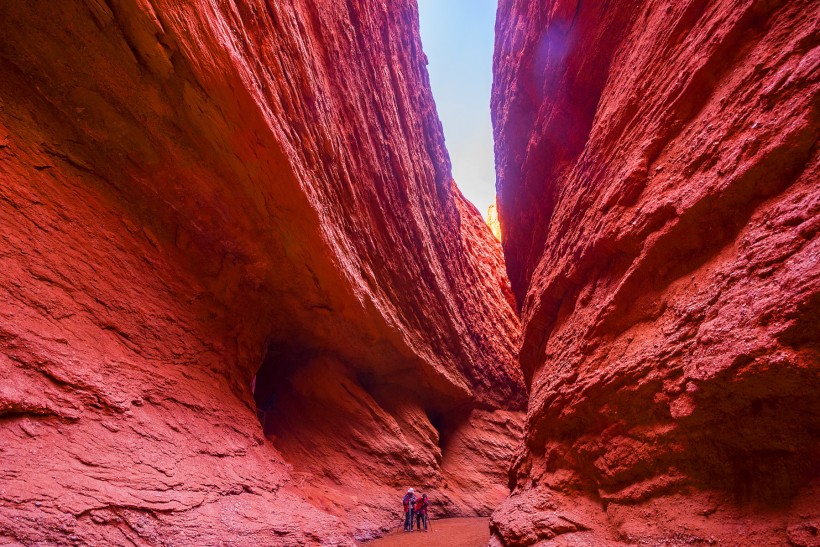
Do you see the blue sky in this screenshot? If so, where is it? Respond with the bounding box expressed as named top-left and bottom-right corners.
top-left (417, 0), bottom-right (497, 218)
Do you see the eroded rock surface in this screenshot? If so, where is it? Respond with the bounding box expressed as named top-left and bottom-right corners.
top-left (0, 0), bottom-right (523, 544)
top-left (492, 0), bottom-right (819, 544)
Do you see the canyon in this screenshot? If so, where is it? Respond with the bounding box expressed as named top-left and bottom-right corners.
top-left (0, 0), bottom-right (817, 546)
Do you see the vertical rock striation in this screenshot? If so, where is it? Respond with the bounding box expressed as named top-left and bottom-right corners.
top-left (0, 0), bottom-right (523, 544)
top-left (493, 0), bottom-right (819, 544)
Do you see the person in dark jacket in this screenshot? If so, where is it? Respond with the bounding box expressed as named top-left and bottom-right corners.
top-left (402, 488), bottom-right (415, 532)
top-left (414, 493), bottom-right (429, 531)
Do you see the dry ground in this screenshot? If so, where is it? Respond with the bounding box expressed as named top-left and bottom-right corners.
top-left (363, 517), bottom-right (489, 547)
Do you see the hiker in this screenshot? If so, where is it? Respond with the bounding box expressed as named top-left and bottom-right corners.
top-left (402, 488), bottom-right (416, 532)
top-left (414, 493), bottom-right (429, 532)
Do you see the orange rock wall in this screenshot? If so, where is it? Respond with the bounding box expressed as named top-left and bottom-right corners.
top-left (492, 0), bottom-right (819, 544)
top-left (0, 0), bottom-right (523, 543)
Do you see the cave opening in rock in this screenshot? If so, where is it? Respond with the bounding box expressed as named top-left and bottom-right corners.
top-left (426, 409), bottom-right (448, 451)
top-left (252, 341), bottom-right (315, 435)
top-left (426, 406), bottom-right (472, 453)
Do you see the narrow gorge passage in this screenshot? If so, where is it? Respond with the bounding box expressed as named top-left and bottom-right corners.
top-left (0, 0), bottom-right (818, 546)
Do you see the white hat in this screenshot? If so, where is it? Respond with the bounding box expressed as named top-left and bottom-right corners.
top-left (408, 488), bottom-right (414, 493)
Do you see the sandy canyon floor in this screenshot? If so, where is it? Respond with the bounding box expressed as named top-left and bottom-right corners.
top-left (364, 517), bottom-right (489, 547)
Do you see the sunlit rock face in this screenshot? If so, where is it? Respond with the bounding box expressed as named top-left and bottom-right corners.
top-left (487, 202), bottom-right (503, 242)
top-left (0, 0), bottom-right (524, 543)
top-left (492, 0), bottom-right (819, 544)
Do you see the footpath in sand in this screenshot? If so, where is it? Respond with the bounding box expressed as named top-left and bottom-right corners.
top-left (363, 517), bottom-right (489, 547)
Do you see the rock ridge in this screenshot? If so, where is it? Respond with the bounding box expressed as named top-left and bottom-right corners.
top-left (492, 0), bottom-right (819, 544)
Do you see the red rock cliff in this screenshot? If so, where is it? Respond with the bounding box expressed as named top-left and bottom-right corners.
top-left (493, 0), bottom-right (818, 544)
top-left (0, 0), bottom-right (523, 544)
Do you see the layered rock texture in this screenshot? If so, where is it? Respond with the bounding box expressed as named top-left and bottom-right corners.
top-left (0, 0), bottom-right (524, 544)
top-left (492, 0), bottom-right (819, 545)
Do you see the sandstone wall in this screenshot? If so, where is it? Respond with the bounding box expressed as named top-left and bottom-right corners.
top-left (0, 0), bottom-right (523, 543)
top-left (492, 0), bottom-right (818, 544)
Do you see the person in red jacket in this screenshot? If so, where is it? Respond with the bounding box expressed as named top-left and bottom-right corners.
top-left (402, 488), bottom-right (415, 532)
top-left (414, 493), bottom-right (429, 532)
